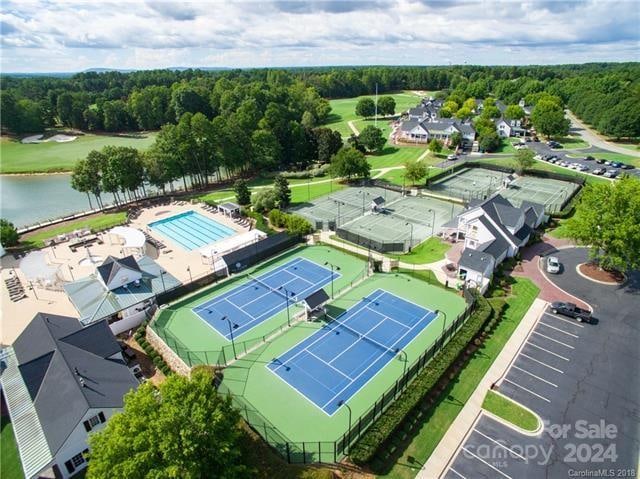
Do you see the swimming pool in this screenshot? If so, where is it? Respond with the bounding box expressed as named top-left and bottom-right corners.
top-left (148, 211), bottom-right (235, 251)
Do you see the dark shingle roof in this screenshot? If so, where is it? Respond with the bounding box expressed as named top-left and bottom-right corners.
top-left (459, 248), bottom-right (494, 275)
top-left (304, 289), bottom-right (330, 310)
top-left (400, 119), bottom-right (422, 132)
top-left (521, 200), bottom-right (545, 219)
top-left (493, 202), bottom-right (523, 229)
top-left (523, 208), bottom-right (538, 228)
top-left (476, 216), bottom-right (510, 259)
top-left (372, 196), bottom-right (385, 206)
top-left (96, 255), bottom-right (141, 286)
top-left (514, 224), bottom-right (532, 244)
top-left (12, 314), bottom-right (137, 456)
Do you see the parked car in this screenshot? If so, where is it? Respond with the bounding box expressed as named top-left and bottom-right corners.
top-left (532, 136), bottom-right (540, 142)
top-left (548, 141), bottom-right (562, 149)
top-left (603, 169), bottom-right (618, 178)
top-left (559, 161), bottom-right (570, 167)
top-left (595, 158), bottom-right (606, 164)
top-left (610, 161), bottom-right (622, 168)
top-left (515, 144), bottom-right (527, 150)
top-left (584, 155), bottom-right (595, 161)
top-left (546, 256), bottom-right (561, 274)
top-left (604, 160), bottom-right (612, 166)
top-left (621, 163), bottom-right (634, 169)
top-left (578, 165), bottom-right (589, 172)
top-left (525, 137), bottom-right (532, 142)
top-left (447, 154), bottom-right (458, 161)
top-left (534, 154), bottom-right (543, 161)
top-left (550, 302), bottom-right (593, 323)
top-left (593, 168), bottom-right (605, 175)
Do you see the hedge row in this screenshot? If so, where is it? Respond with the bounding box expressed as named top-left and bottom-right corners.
top-left (350, 295), bottom-right (493, 464)
top-left (267, 209), bottom-right (313, 236)
top-left (550, 189), bottom-right (582, 219)
top-left (134, 318), bottom-right (173, 377)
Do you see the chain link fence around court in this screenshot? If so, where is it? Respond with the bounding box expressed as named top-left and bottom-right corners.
top-left (217, 297), bottom-right (476, 464)
top-left (290, 185), bottom-right (404, 230)
top-left (426, 167), bottom-right (506, 203)
top-left (337, 195), bottom-right (463, 253)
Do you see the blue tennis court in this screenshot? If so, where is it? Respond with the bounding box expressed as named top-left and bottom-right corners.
top-left (193, 257), bottom-right (339, 339)
top-left (148, 210), bottom-right (235, 250)
top-left (267, 289), bottom-right (437, 415)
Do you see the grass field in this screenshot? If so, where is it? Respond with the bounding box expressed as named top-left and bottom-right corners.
top-left (0, 132), bottom-right (158, 174)
top-left (553, 135), bottom-right (590, 150)
top-left (20, 211), bottom-right (127, 248)
top-left (1, 417), bottom-right (22, 479)
top-left (380, 278), bottom-right (539, 479)
top-left (387, 237), bottom-right (451, 264)
top-left (494, 137), bottom-right (519, 154)
top-left (220, 271), bottom-right (466, 459)
top-left (482, 390), bottom-right (540, 432)
top-left (152, 245), bottom-right (368, 366)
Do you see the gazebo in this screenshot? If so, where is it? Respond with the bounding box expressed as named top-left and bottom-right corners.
top-left (218, 202), bottom-right (241, 217)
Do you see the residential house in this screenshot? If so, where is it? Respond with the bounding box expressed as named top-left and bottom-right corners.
top-left (63, 255), bottom-right (180, 335)
top-left (443, 194), bottom-right (545, 291)
top-left (0, 313), bottom-right (139, 479)
top-left (495, 117), bottom-right (527, 138)
top-left (398, 118), bottom-right (476, 146)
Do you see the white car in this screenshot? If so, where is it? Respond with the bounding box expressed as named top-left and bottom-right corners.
top-left (559, 161), bottom-right (569, 167)
top-left (514, 144), bottom-right (527, 150)
top-left (546, 256), bottom-right (561, 274)
top-left (447, 154), bottom-right (458, 161)
top-left (534, 154), bottom-right (543, 161)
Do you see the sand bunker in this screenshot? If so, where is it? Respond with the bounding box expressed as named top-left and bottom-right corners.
top-left (21, 134), bottom-right (78, 144)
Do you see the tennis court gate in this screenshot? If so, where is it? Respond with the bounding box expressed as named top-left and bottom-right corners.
top-left (218, 299), bottom-right (476, 464)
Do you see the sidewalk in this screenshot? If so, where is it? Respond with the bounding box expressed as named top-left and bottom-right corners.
top-left (416, 298), bottom-right (548, 479)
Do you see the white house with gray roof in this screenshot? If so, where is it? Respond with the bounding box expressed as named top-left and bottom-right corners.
top-left (443, 194), bottom-right (545, 291)
top-left (0, 313), bottom-right (138, 479)
top-left (398, 118), bottom-right (476, 146)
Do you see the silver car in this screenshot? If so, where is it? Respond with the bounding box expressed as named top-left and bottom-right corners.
top-left (546, 256), bottom-right (561, 274)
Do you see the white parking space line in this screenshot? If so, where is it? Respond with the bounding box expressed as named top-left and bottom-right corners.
top-left (532, 331), bottom-right (575, 349)
top-left (546, 313), bottom-right (584, 328)
top-left (474, 429), bottom-right (528, 461)
top-left (527, 342), bottom-right (570, 361)
top-left (461, 447), bottom-right (513, 479)
top-left (520, 352), bottom-right (564, 373)
top-left (449, 467), bottom-right (466, 479)
top-left (503, 378), bottom-right (552, 403)
top-left (512, 365), bottom-right (558, 387)
top-left (539, 321), bottom-right (579, 338)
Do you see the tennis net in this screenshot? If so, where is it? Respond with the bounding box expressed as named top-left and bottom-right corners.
top-left (325, 313), bottom-right (402, 358)
top-left (247, 273), bottom-right (298, 302)
top-left (384, 209), bottom-right (432, 228)
top-left (327, 195), bottom-right (365, 211)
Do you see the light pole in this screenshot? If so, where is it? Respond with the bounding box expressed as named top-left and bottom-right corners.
top-left (429, 208), bottom-right (436, 237)
top-left (160, 269), bottom-right (166, 292)
top-left (68, 266), bottom-right (75, 281)
top-left (436, 309), bottom-right (448, 348)
top-left (187, 266), bottom-right (192, 283)
top-left (337, 400), bottom-right (353, 454)
top-left (335, 200), bottom-right (342, 227)
top-left (28, 281), bottom-right (39, 300)
top-left (396, 348), bottom-right (408, 378)
top-left (405, 222), bottom-right (414, 252)
top-left (324, 262), bottom-right (341, 298)
top-left (215, 314), bottom-right (238, 360)
top-left (278, 286), bottom-right (295, 327)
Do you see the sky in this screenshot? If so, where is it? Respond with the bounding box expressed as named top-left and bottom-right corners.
top-left (1, 0), bottom-right (639, 73)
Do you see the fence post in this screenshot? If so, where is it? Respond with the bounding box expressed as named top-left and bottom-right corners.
top-left (286, 443), bottom-right (291, 463)
top-left (302, 442), bottom-right (306, 464)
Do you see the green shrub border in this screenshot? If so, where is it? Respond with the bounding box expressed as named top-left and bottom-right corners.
top-left (134, 317), bottom-right (173, 376)
top-left (350, 294), bottom-right (494, 464)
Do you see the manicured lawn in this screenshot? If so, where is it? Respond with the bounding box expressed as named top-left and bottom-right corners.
top-left (494, 137), bottom-right (518, 154)
top-left (548, 218), bottom-right (572, 239)
top-left (0, 132), bottom-right (158, 174)
top-left (387, 237), bottom-right (451, 264)
top-left (325, 91), bottom-right (427, 139)
top-left (615, 142), bottom-right (640, 152)
top-left (290, 180), bottom-right (346, 205)
top-left (20, 211), bottom-right (127, 248)
top-left (367, 146), bottom-right (427, 169)
top-left (379, 278), bottom-right (540, 479)
top-left (553, 135), bottom-right (590, 150)
top-left (1, 417), bottom-right (23, 479)
top-left (482, 390), bottom-right (540, 432)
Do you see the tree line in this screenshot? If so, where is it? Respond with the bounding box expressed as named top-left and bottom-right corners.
top-left (2, 63), bottom-right (638, 138)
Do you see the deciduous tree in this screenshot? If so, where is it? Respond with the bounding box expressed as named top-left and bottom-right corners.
top-left (403, 158), bottom-right (427, 186)
top-left (531, 99), bottom-right (570, 138)
top-left (358, 125), bottom-right (386, 153)
top-left (377, 96), bottom-right (396, 116)
top-left (355, 97), bottom-right (376, 118)
top-left (514, 148), bottom-right (535, 174)
top-left (330, 147), bottom-right (370, 180)
top-left (273, 175), bottom-right (291, 209)
top-left (234, 179), bottom-right (251, 205)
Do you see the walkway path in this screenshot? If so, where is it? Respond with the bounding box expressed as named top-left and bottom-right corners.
top-left (347, 120), bottom-right (360, 136)
top-left (566, 110), bottom-right (640, 157)
top-left (417, 298), bottom-right (548, 479)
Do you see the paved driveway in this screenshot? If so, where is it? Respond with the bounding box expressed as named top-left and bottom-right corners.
top-left (442, 247), bottom-right (640, 478)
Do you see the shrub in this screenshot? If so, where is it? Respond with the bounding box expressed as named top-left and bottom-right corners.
top-left (268, 209), bottom-right (286, 228)
top-left (350, 297), bottom-right (493, 464)
top-left (246, 210), bottom-right (275, 235)
top-left (284, 214), bottom-right (313, 236)
top-left (0, 219), bottom-right (19, 247)
top-left (251, 188), bottom-right (278, 213)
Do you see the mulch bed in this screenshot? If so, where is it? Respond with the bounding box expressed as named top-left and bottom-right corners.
top-left (578, 262), bottom-right (625, 284)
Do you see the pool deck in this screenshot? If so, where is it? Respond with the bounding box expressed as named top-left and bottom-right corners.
top-left (0, 202), bottom-right (250, 345)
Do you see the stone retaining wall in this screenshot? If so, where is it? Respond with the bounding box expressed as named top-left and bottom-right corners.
top-left (146, 325), bottom-right (191, 377)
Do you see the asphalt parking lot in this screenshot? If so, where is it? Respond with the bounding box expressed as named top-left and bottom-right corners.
top-left (442, 248), bottom-right (640, 478)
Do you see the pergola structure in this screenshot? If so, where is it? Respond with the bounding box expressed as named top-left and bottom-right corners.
top-left (218, 202), bottom-right (241, 217)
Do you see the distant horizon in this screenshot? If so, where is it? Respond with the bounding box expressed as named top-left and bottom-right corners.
top-left (2, 0), bottom-right (638, 73)
top-left (3, 60), bottom-right (639, 76)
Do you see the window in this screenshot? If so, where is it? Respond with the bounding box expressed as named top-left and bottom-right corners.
top-left (83, 412), bottom-right (106, 432)
top-left (72, 453), bottom-right (85, 467)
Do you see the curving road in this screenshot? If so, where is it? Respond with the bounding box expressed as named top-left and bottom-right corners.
top-left (566, 110), bottom-right (640, 158)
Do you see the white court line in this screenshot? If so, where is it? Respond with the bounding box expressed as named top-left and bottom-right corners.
top-left (448, 467), bottom-right (466, 479)
top-left (532, 331), bottom-right (575, 349)
top-left (512, 365), bottom-right (558, 387)
top-left (545, 313), bottom-right (584, 328)
top-left (538, 321), bottom-right (579, 338)
top-left (473, 430), bottom-right (528, 461)
top-left (306, 350), bottom-right (354, 381)
top-left (527, 342), bottom-right (570, 361)
top-left (461, 447), bottom-right (513, 479)
top-left (519, 353), bottom-right (564, 374)
top-left (503, 378), bottom-right (551, 403)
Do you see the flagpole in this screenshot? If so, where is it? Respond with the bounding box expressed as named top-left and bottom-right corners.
top-left (375, 82), bottom-right (378, 128)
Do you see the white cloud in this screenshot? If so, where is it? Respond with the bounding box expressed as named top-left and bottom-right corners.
top-left (0, 0), bottom-right (638, 72)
